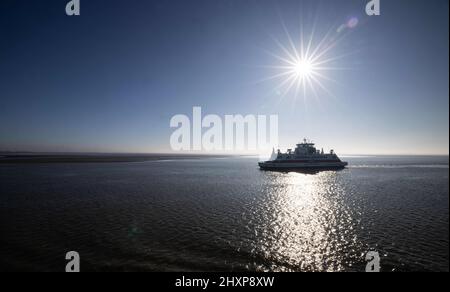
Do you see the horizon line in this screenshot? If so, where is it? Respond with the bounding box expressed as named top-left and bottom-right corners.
top-left (1, 151), bottom-right (449, 157)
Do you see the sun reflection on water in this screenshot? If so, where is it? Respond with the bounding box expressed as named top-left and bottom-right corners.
top-left (247, 171), bottom-right (362, 272)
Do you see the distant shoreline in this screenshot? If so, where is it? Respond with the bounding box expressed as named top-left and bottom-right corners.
top-left (0, 154), bottom-right (236, 164)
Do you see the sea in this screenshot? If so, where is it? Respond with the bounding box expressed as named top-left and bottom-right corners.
top-left (0, 155), bottom-right (448, 272)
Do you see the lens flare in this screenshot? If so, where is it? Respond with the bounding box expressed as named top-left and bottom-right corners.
top-left (347, 17), bottom-right (359, 29)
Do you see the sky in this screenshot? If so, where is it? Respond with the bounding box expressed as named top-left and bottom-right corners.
top-left (0, 0), bottom-right (448, 155)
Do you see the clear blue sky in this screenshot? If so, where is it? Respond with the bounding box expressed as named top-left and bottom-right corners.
top-left (0, 0), bottom-right (448, 155)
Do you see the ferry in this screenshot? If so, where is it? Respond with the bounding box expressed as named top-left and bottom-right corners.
top-left (259, 139), bottom-right (348, 171)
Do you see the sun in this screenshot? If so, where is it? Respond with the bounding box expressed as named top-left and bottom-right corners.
top-left (293, 59), bottom-right (314, 79)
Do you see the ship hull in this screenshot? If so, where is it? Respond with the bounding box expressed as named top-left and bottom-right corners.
top-left (258, 161), bottom-right (348, 171)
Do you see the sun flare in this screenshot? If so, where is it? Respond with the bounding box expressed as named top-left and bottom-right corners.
top-left (262, 18), bottom-right (358, 102)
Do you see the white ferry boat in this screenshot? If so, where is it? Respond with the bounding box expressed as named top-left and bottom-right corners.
top-left (259, 139), bottom-right (348, 171)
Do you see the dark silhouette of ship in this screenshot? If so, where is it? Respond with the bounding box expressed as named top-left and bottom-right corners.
top-left (259, 139), bottom-right (348, 171)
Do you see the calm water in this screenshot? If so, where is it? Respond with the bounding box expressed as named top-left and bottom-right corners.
top-left (0, 156), bottom-right (448, 272)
